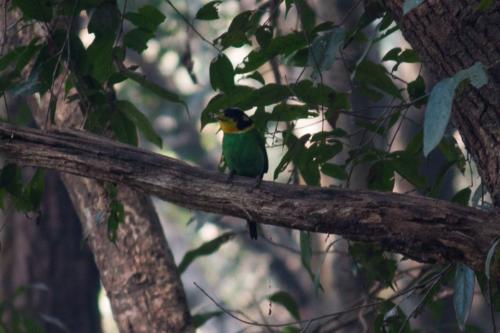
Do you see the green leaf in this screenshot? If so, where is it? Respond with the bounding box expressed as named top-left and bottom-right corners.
top-left (210, 53), bottom-right (235, 92)
top-left (485, 239), bottom-right (500, 280)
top-left (268, 291), bottom-right (300, 320)
top-left (354, 60), bottom-right (402, 99)
top-left (368, 160), bottom-right (395, 192)
top-left (246, 71), bottom-right (265, 85)
top-left (294, 0), bottom-right (316, 33)
top-left (12, 0), bottom-right (52, 22)
top-left (125, 5), bottom-right (166, 32)
top-left (88, 1), bottom-right (121, 39)
top-left (403, 0), bottom-right (425, 15)
top-left (200, 86), bottom-right (255, 128)
top-left (178, 232), bottom-right (235, 274)
top-left (454, 264), bottom-right (475, 331)
top-left (390, 151), bottom-right (426, 189)
top-left (270, 103), bottom-right (310, 121)
top-left (300, 231), bottom-right (313, 275)
top-left (214, 11), bottom-right (259, 49)
top-left (255, 25), bottom-right (273, 49)
top-left (274, 133), bottom-right (309, 179)
top-left (117, 100), bottom-right (162, 148)
top-left (192, 311), bottom-right (223, 328)
top-left (407, 75), bottom-right (427, 107)
top-left (423, 62), bottom-right (488, 156)
top-left (235, 32), bottom-right (307, 73)
top-left (0, 164), bottom-right (23, 197)
top-left (124, 28), bottom-right (155, 53)
top-left (111, 107), bottom-right (139, 146)
top-left (86, 37), bottom-right (115, 82)
top-left (280, 327), bottom-right (301, 333)
top-left (451, 188), bottom-right (471, 206)
top-left (478, 0), bottom-right (494, 10)
top-left (123, 70), bottom-right (188, 110)
top-left (382, 47), bottom-right (419, 71)
top-left (195, 1), bottom-right (222, 20)
top-left (321, 163), bottom-right (347, 180)
top-left (309, 28), bottom-right (345, 77)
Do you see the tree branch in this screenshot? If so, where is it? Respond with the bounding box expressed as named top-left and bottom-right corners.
top-left (1, 123), bottom-right (499, 273)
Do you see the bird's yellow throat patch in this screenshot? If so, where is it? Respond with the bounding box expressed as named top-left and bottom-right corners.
top-left (218, 120), bottom-right (254, 134)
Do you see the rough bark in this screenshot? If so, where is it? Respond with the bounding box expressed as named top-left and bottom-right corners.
top-left (380, 0), bottom-right (500, 205)
top-left (0, 171), bottom-right (101, 333)
top-left (0, 123), bottom-right (498, 274)
top-left (59, 175), bottom-right (193, 333)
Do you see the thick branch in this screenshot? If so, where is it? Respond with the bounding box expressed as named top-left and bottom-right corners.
top-left (1, 123), bottom-right (499, 272)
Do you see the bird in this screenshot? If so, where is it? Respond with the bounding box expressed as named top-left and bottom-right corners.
top-left (216, 107), bottom-right (268, 239)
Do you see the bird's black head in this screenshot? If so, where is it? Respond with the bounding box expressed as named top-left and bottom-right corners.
top-left (218, 108), bottom-right (253, 132)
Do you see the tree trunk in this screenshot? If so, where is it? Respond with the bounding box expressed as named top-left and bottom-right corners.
top-left (381, 0), bottom-right (500, 206)
top-left (0, 171), bottom-right (101, 333)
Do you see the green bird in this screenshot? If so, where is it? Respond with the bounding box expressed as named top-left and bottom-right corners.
top-left (216, 108), bottom-right (268, 240)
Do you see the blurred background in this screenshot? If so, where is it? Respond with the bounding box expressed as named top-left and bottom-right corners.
top-left (0, 0), bottom-right (494, 332)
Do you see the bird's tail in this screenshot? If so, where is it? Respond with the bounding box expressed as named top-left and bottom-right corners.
top-left (247, 221), bottom-right (258, 240)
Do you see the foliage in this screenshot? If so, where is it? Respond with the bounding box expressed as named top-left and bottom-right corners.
top-left (0, 0), bottom-right (496, 332)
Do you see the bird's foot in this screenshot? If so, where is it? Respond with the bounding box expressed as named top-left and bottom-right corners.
top-left (247, 176), bottom-right (263, 193)
top-left (226, 170), bottom-right (235, 184)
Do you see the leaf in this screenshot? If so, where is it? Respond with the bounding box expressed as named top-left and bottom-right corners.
top-left (209, 53), bottom-right (235, 92)
top-left (214, 11), bottom-right (259, 49)
top-left (117, 100), bottom-right (162, 148)
top-left (354, 60), bottom-right (402, 99)
top-left (367, 160), bottom-right (394, 191)
top-left (423, 62), bottom-right (488, 156)
top-left (268, 291), bottom-right (300, 320)
top-left (309, 28), bottom-right (345, 77)
top-left (247, 71), bottom-right (265, 85)
top-left (478, 0), bottom-right (495, 10)
top-left (407, 75), bottom-right (427, 107)
top-left (382, 47), bottom-right (419, 71)
top-left (178, 232), bottom-right (235, 274)
top-left (124, 28), bottom-right (155, 53)
top-left (123, 70), bottom-right (188, 111)
top-left (485, 239), bottom-right (500, 280)
top-left (255, 25), bottom-right (273, 49)
top-left (235, 32), bottom-right (307, 73)
top-left (280, 327), bottom-right (301, 333)
top-left (321, 163), bottom-right (347, 180)
top-left (12, 0), bottom-right (52, 22)
top-left (125, 5), bottom-right (166, 32)
top-left (111, 107), bottom-right (139, 146)
top-left (88, 2), bottom-right (121, 39)
top-left (192, 311), bottom-right (223, 328)
top-left (86, 37), bottom-right (115, 82)
top-left (195, 1), bottom-right (222, 20)
top-left (300, 231), bottom-right (313, 275)
top-left (270, 103), bottom-right (310, 121)
top-left (453, 264), bottom-right (475, 331)
top-left (403, 0), bottom-right (425, 15)
top-left (274, 133), bottom-right (309, 180)
top-left (451, 188), bottom-right (471, 206)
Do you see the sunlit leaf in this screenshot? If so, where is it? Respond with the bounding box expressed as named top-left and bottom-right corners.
top-left (403, 0), bottom-right (425, 15)
top-left (423, 62), bottom-right (488, 156)
top-left (453, 264), bottom-right (475, 331)
top-left (195, 1), bottom-right (222, 20)
top-left (125, 5), bottom-right (166, 31)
